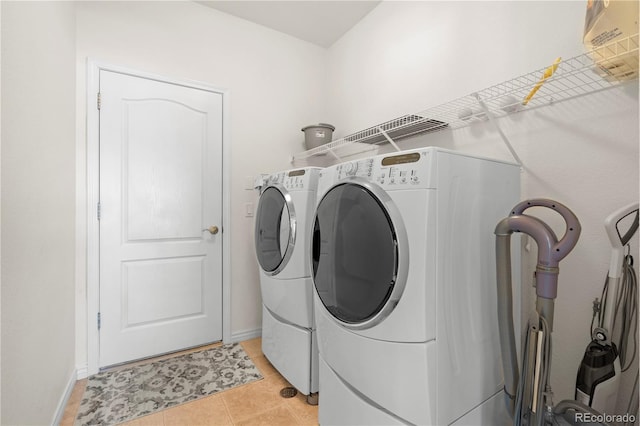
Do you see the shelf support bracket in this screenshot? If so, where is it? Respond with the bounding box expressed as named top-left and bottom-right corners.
top-left (377, 127), bottom-right (401, 152)
top-left (326, 146), bottom-right (342, 162)
top-left (473, 93), bottom-right (523, 168)
top-left (291, 145), bottom-right (342, 164)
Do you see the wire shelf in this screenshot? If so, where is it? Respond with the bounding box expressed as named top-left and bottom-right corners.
top-left (292, 33), bottom-right (638, 162)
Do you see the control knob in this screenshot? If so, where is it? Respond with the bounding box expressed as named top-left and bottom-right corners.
top-left (343, 162), bottom-right (359, 176)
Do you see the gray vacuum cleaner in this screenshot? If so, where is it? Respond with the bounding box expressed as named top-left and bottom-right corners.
top-left (495, 199), bottom-right (608, 426)
top-left (576, 203), bottom-right (638, 416)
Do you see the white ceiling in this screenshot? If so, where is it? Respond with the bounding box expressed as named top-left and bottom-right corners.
top-left (196, 1), bottom-right (382, 47)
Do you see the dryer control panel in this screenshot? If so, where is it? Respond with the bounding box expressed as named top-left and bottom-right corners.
top-left (336, 158), bottom-right (374, 180)
top-left (335, 150), bottom-right (435, 190)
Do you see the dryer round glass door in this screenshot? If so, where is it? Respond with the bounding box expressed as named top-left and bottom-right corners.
top-left (255, 186), bottom-right (296, 275)
top-left (312, 180), bottom-right (407, 329)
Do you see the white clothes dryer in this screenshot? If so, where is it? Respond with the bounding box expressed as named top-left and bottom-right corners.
top-left (255, 167), bottom-right (321, 401)
top-left (312, 148), bottom-right (520, 425)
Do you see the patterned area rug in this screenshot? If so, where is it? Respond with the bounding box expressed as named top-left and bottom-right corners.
top-left (75, 343), bottom-right (263, 425)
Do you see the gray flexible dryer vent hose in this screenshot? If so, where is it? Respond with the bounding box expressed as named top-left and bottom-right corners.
top-left (494, 199), bottom-right (581, 418)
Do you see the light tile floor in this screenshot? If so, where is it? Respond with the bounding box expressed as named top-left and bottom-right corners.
top-left (60, 338), bottom-right (319, 426)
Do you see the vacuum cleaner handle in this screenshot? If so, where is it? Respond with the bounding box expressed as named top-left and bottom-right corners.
top-left (605, 202), bottom-right (639, 248)
top-left (510, 198), bottom-right (581, 264)
top-left (604, 202), bottom-right (638, 280)
top-left (597, 202), bottom-right (639, 341)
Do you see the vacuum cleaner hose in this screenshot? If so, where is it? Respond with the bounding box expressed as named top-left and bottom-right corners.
top-left (495, 233), bottom-right (519, 415)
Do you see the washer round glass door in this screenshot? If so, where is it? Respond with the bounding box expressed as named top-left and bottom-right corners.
top-left (312, 179), bottom-right (407, 329)
top-left (255, 185), bottom-right (296, 275)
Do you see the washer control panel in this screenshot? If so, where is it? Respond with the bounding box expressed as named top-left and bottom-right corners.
top-left (266, 168), bottom-right (320, 191)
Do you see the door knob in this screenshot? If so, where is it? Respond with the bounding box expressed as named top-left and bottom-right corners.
top-left (203, 225), bottom-right (219, 235)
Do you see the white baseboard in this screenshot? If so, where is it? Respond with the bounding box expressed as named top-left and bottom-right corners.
top-left (230, 328), bottom-right (261, 343)
top-left (76, 364), bottom-right (89, 380)
top-left (53, 368), bottom-right (77, 426)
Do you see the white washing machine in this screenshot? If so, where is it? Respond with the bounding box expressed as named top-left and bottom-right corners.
top-left (312, 147), bottom-right (520, 425)
top-left (254, 167), bottom-right (321, 401)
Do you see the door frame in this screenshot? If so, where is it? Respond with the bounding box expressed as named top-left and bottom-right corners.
top-left (86, 59), bottom-right (232, 375)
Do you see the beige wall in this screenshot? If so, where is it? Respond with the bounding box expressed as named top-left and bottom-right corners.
top-left (324, 1), bottom-right (587, 138)
top-left (1, 1), bottom-right (77, 424)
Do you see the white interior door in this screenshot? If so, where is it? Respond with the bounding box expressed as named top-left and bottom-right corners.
top-left (99, 70), bottom-right (223, 367)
